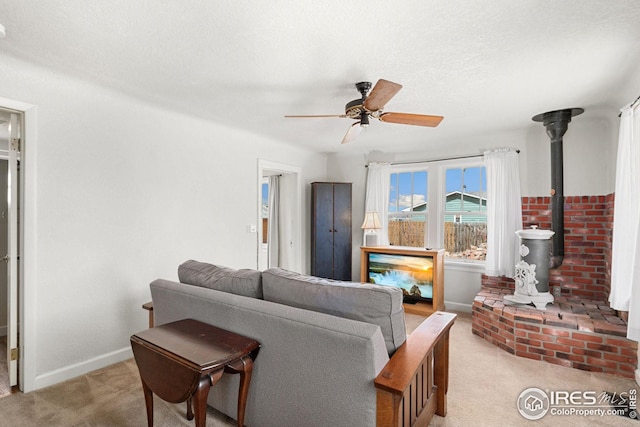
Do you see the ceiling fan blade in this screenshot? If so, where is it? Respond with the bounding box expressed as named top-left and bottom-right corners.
top-left (363, 79), bottom-right (403, 111)
top-left (341, 122), bottom-right (364, 144)
top-left (379, 112), bottom-right (444, 127)
top-left (284, 114), bottom-right (346, 118)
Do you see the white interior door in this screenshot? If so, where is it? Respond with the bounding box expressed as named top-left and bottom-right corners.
top-left (7, 113), bottom-right (19, 386)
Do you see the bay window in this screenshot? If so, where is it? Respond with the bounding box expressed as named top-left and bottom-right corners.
top-left (387, 159), bottom-right (487, 262)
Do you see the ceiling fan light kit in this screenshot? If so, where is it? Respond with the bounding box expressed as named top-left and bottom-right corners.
top-left (359, 112), bottom-right (370, 127)
top-left (285, 78), bottom-right (443, 144)
top-left (341, 122), bottom-right (364, 144)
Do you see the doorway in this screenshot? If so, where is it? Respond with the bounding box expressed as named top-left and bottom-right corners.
top-left (0, 159), bottom-right (8, 397)
top-left (257, 160), bottom-right (302, 273)
top-left (0, 108), bottom-right (22, 396)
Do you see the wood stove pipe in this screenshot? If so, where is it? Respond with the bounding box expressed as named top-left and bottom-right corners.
top-left (532, 108), bottom-right (584, 269)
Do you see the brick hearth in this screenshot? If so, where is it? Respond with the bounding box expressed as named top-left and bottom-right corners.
top-left (471, 287), bottom-right (638, 379)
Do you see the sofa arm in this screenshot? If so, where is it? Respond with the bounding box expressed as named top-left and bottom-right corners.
top-left (375, 311), bottom-right (456, 427)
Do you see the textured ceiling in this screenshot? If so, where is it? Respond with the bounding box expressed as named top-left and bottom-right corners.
top-left (1, 0), bottom-right (640, 154)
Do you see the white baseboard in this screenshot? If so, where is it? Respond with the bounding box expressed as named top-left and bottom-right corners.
top-left (34, 346), bottom-right (133, 390)
top-left (444, 301), bottom-right (472, 313)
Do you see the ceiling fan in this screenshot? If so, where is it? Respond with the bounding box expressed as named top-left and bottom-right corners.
top-left (285, 79), bottom-right (443, 144)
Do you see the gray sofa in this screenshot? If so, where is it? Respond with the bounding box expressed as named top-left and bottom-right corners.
top-left (149, 260), bottom-right (455, 427)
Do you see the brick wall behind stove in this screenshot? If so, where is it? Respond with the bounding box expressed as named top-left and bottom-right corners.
top-left (481, 194), bottom-right (615, 301)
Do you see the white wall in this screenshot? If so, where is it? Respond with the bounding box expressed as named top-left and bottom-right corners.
top-left (443, 264), bottom-right (484, 312)
top-left (381, 113), bottom-right (619, 197)
top-left (522, 109), bottom-right (618, 196)
top-left (0, 53), bottom-right (328, 389)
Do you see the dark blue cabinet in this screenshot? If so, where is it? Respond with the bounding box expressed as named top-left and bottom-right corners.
top-left (311, 182), bottom-right (352, 280)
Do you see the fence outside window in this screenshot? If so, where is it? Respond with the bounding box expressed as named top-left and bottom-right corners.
top-left (388, 220), bottom-right (487, 260)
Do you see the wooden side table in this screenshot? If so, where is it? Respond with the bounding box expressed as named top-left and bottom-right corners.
top-left (131, 319), bottom-right (260, 427)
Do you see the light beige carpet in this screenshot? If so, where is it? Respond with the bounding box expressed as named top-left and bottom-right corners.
top-left (427, 313), bottom-right (638, 427)
top-left (0, 312), bottom-right (635, 426)
top-left (0, 358), bottom-right (237, 427)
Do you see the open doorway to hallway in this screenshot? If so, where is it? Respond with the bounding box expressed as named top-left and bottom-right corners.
top-left (0, 159), bottom-right (8, 397)
top-left (257, 160), bottom-right (302, 273)
top-left (0, 108), bottom-right (21, 398)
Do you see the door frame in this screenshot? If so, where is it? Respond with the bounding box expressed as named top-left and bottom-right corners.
top-left (5, 113), bottom-right (19, 386)
top-left (0, 96), bottom-right (37, 392)
top-left (257, 159), bottom-right (302, 273)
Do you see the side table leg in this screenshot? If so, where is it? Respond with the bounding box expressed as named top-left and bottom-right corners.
top-left (192, 369), bottom-right (224, 427)
top-left (226, 357), bottom-right (254, 427)
top-left (141, 378), bottom-right (154, 427)
top-left (192, 376), bottom-right (211, 427)
top-left (186, 397), bottom-right (193, 421)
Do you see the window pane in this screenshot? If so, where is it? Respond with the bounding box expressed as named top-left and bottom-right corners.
top-left (412, 171), bottom-right (427, 211)
top-left (388, 170), bottom-right (428, 248)
top-left (463, 167), bottom-right (486, 212)
top-left (396, 171), bottom-right (427, 212)
top-left (397, 172), bottom-right (412, 211)
top-left (445, 169), bottom-right (462, 192)
top-left (445, 167), bottom-right (486, 212)
top-left (463, 168), bottom-right (479, 191)
top-left (262, 183), bottom-right (269, 218)
top-left (389, 173), bottom-right (398, 213)
top-left (444, 216), bottom-right (487, 260)
top-left (262, 182), bottom-right (269, 244)
top-left (445, 169), bottom-right (462, 212)
top-left (444, 166), bottom-right (487, 260)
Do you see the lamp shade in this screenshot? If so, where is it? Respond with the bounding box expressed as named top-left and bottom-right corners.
top-left (361, 212), bottom-right (382, 230)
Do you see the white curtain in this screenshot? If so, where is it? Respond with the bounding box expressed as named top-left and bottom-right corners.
top-left (267, 175), bottom-right (280, 268)
top-left (278, 174), bottom-right (296, 270)
top-left (484, 148), bottom-right (523, 278)
top-left (364, 163), bottom-right (391, 246)
top-left (609, 102), bottom-right (640, 342)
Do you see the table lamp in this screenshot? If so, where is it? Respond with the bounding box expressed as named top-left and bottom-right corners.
top-left (361, 212), bottom-right (381, 246)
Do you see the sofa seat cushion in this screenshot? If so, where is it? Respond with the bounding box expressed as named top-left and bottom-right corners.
top-left (178, 260), bottom-right (263, 299)
top-left (262, 268), bottom-right (406, 354)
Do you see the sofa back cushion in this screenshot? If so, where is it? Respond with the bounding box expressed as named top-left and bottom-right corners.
top-left (178, 260), bottom-right (263, 299)
top-left (262, 268), bottom-right (406, 354)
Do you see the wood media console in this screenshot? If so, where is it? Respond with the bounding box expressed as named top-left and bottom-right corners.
top-left (360, 246), bottom-right (444, 316)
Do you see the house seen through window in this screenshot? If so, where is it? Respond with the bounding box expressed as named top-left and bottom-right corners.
top-left (388, 162), bottom-right (487, 261)
top-left (444, 167), bottom-right (487, 260)
top-left (388, 171), bottom-right (428, 247)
